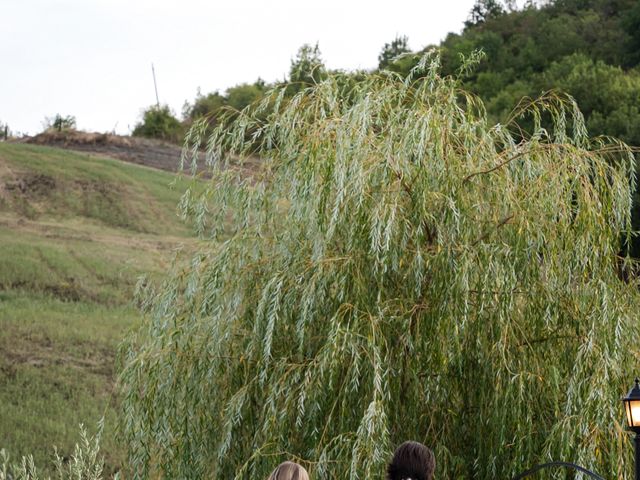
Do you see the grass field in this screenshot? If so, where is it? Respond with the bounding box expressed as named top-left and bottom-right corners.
top-left (0, 143), bottom-right (197, 475)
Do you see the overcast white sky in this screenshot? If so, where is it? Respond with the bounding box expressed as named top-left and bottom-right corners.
top-left (1, 0), bottom-right (479, 135)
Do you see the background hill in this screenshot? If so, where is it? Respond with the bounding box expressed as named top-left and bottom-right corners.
top-left (136, 0), bottom-right (640, 150)
top-left (0, 142), bottom-right (196, 475)
top-left (435, 0), bottom-right (640, 145)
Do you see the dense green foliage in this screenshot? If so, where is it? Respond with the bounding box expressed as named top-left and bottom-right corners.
top-left (120, 60), bottom-right (640, 479)
top-left (433, 0), bottom-right (640, 144)
top-left (465, 0), bottom-right (506, 27)
top-left (183, 81), bottom-right (267, 127)
top-left (132, 105), bottom-right (184, 143)
top-left (378, 36), bottom-right (412, 73)
top-left (287, 43), bottom-right (327, 94)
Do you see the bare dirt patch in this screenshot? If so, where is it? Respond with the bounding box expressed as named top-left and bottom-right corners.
top-left (19, 130), bottom-right (193, 174)
top-left (16, 130), bottom-right (261, 178)
top-left (1, 172), bottom-right (57, 218)
top-left (5, 173), bottom-right (56, 197)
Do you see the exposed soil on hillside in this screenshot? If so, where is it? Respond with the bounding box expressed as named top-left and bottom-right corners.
top-left (5, 172), bottom-right (56, 197)
top-left (18, 130), bottom-right (192, 173)
top-left (15, 130), bottom-right (262, 178)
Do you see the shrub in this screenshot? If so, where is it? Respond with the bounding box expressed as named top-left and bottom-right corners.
top-left (182, 89), bottom-right (226, 124)
top-left (132, 105), bottom-right (183, 143)
top-left (378, 35), bottom-right (412, 71)
top-left (0, 421), bottom-right (116, 480)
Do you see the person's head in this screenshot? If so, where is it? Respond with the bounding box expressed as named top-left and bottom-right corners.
top-left (267, 461), bottom-right (310, 480)
top-left (386, 441), bottom-right (435, 480)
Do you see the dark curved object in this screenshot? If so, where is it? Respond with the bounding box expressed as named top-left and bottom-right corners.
top-left (512, 461), bottom-right (605, 480)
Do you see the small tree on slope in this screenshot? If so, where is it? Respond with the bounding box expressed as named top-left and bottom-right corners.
top-left (120, 55), bottom-right (640, 479)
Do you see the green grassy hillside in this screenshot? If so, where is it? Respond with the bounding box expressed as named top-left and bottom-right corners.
top-left (0, 143), bottom-right (196, 475)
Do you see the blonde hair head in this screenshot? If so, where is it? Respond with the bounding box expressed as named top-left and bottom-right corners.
top-left (267, 461), bottom-right (310, 480)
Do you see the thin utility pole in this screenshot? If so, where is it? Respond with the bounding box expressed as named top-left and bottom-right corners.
top-left (151, 63), bottom-right (160, 108)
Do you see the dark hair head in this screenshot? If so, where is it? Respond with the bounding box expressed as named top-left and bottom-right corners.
top-left (386, 441), bottom-right (435, 480)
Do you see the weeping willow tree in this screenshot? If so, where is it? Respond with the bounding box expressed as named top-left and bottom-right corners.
top-left (120, 54), bottom-right (640, 479)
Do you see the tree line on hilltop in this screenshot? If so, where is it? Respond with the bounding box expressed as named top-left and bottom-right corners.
top-left (134, 0), bottom-right (640, 148)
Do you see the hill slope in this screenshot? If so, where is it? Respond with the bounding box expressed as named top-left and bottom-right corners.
top-left (0, 143), bottom-right (197, 475)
